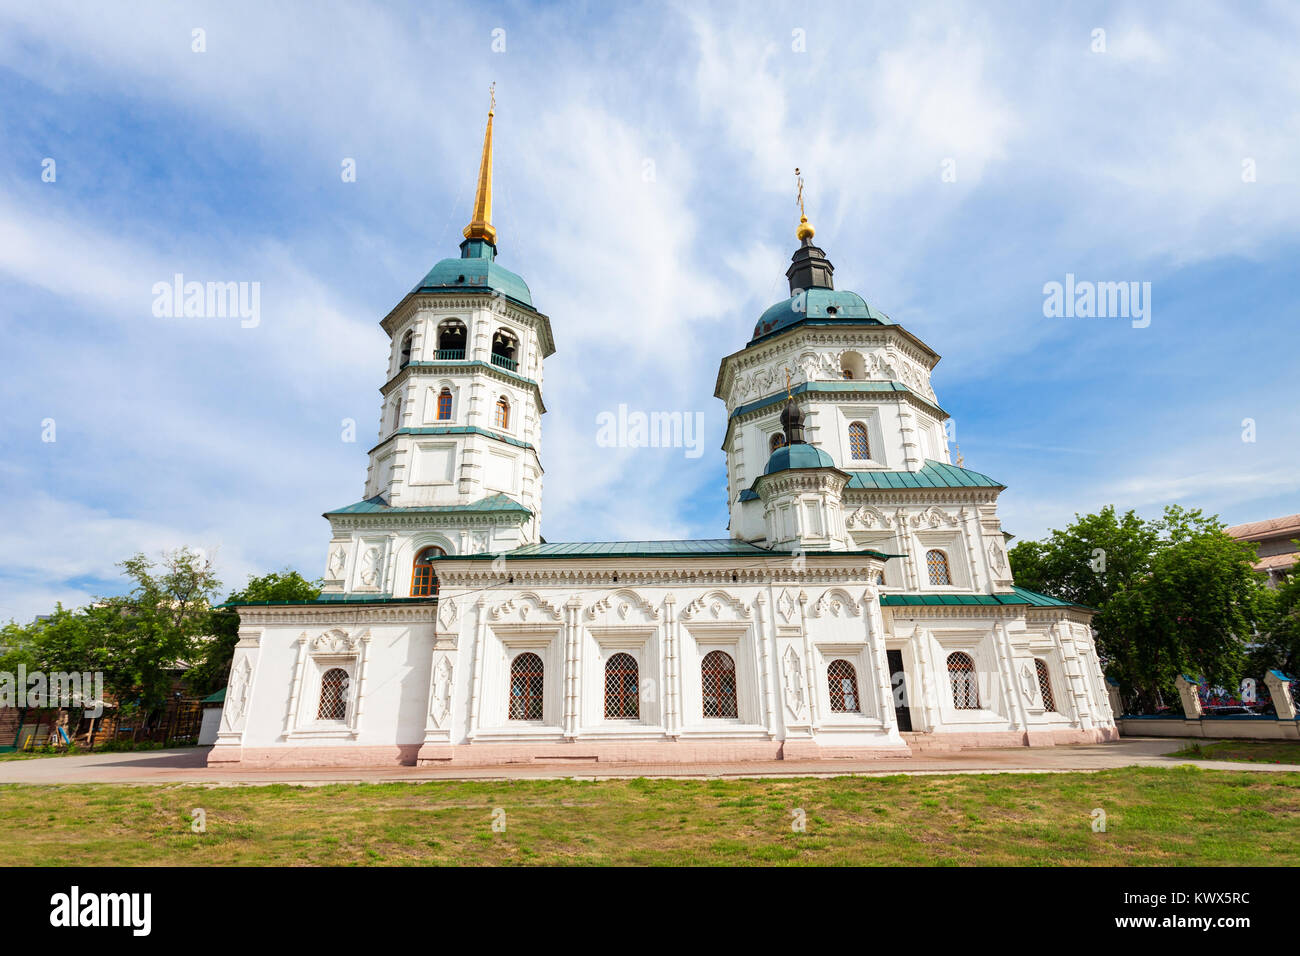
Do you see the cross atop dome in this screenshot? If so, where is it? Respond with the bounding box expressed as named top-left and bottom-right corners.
top-left (787, 166), bottom-right (834, 294)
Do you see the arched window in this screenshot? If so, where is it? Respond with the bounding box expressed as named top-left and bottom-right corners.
top-left (410, 545), bottom-right (444, 597)
top-left (1035, 658), bottom-right (1056, 712)
top-left (508, 653), bottom-right (544, 720)
top-left (495, 396), bottom-right (510, 429)
top-left (604, 653), bottom-right (639, 719)
top-left (827, 659), bottom-right (861, 713)
top-left (491, 328), bottom-right (518, 370)
top-left (317, 668), bottom-right (349, 721)
top-left (399, 329), bottom-right (414, 368)
top-left (436, 387), bottom-right (453, 421)
top-left (848, 421), bottom-right (871, 459)
top-left (393, 396), bottom-right (403, 431)
top-left (701, 650), bottom-right (738, 718)
top-left (948, 652), bottom-right (979, 709)
top-left (436, 320), bottom-right (466, 358)
top-left (840, 351), bottom-right (865, 380)
top-left (770, 432), bottom-right (787, 452)
top-left (926, 549), bottom-right (952, 586)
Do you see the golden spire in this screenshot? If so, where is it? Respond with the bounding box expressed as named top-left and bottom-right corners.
top-left (795, 167), bottom-right (814, 241)
top-left (463, 83), bottom-right (497, 246)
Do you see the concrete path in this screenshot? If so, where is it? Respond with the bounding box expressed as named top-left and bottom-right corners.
top-left (1, 737), bottom-right (1297, 786)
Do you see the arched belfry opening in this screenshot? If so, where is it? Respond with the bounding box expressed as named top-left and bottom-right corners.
top-left (491, 328), bottom-right (518, 370)
top-left (437, 320), bottom-right (467, 359)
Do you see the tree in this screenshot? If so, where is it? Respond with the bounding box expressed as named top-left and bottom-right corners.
top-left (92, 548), bottom-right (222, 713)
top-left (1250, 563), bottom-right (1300, 677)
top-left (186, 570), bottom-right (321, 695)
top-left (1010, 505), bottom-right (1267, 713)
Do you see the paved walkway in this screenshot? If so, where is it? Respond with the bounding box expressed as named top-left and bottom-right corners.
top-left (1, 737), bottom-right (1297, 785)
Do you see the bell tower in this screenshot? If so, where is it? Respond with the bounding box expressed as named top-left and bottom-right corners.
top-left (320, 89), bottom-right (557, 596)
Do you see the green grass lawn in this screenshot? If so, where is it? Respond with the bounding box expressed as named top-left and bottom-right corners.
top-left (1170, 739), bottom-right (1300, 765)
top-left (0, 765), bottom-right (1296, 865)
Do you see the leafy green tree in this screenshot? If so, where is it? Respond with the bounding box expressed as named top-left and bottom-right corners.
top-left (1009, 505), bottom-right (1158, 609)
top-left (186, 570), bottom-right (321, 695)
top-left (1250, 563), bottom-right (1300, 676)
top-left (1010, 505), bottom-right (1267, 713)
top-left (91, 548), bottom-right (222, 713)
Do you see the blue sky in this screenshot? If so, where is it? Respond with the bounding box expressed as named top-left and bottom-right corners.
top-left (1, 1), bottom-right (1297, 622)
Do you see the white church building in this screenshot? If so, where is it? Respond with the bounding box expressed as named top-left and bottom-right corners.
top-left (209, 103), bottom-right (1117, 768)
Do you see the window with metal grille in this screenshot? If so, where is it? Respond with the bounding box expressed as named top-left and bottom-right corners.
top-left (437, 388), bottom-right (453, 420)
top-left (947, 652), bottom-right (979, 709)
top-left (495, 396), bottom-right (510, 429)
top-left (410, 545), bottom-right (444, 597)
top-left (604, 652), bottom-right (639, 719)
top-left (827, 659), bottom-right (861, 713)
top-left (701, 650), bottom-right (738, 718)
top-left (770, 432), bottom-right (787, 452)
top-left (508, 653), bottom-right (544, 720)
top-left (1035, 658), bottom-right (1056, 712)
top-left (849, 422), bottom-right (870, 459)
top-left (317, 667), bottom-right (349, 721)
top-left (926, 549), bottom-right (952, 586)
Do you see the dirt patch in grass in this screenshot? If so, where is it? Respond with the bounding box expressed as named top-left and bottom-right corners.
top-left (1170, 740), bottom-right (1300, 766)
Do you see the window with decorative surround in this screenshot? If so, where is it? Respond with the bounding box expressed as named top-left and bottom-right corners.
top-left (926, 549), bottom-right (952, 586)
top-left (437, 388), bottom-right (453, 420)
top-left (1035, 658), bottom-right (1056, 712)
top-left (848, 421), bottom-right (871, 459)
top-left (317, 667), bottom-right (349, 721)
top-left (508, 653), bottom-right (544, 720)
top-left (701, 650), bottom-right (738, 718)
top-left (827, 659), bottom-right (861, 712)
top-left (948, 652), bottom-right (979, 709)
top-left (604, 653), bottom-right (640, 719)
top-left (495, 396), bottom-right (510, 430)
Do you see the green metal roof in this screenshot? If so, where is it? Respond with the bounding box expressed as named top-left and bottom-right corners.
top-left (201, 687), bottom-right (225, 704)
top-left (413, 243), bottom-right (534, 308)
top-left (750, 288), bottom-right (891, 345)
top-left (399, 359), bottom-right (539, 390)
top-left (222, 594), bottom-right (438, 607)
top-left (739, 459), bottom-right (1002, 502)
top-left (844, 460), bottom-right (1004, 490)
top-left (763, 443), bottom-right (838, 475)
top-left (881, 586), bottom-right (1089, 610)
top-left (324, 493), bottom-right (531, 518)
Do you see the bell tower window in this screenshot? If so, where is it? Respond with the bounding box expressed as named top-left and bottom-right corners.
top-left (491, 329), bottom-right (519, 371)
top-left (436, 388), bottom-right (453, 421)
top-left (399, 329), bottom-right (414, 369)
top-left (436, 320), bottom-right (467, 360)
top-left (495, 396), bottom-right (511, 430)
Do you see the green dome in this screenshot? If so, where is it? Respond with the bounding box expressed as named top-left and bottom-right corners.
top-left (764, 443), bottom-right (837, 475)
top-left (751, 288), bottom-right (889, 344)
top-left (413, 240), bottom-right (534, 308)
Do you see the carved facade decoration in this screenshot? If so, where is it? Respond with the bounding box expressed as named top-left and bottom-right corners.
top-left (782, 645), bottom-right (806, 717)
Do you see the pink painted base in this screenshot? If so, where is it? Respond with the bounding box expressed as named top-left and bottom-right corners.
top-left (205, 725), bottom-right (1118, 769)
